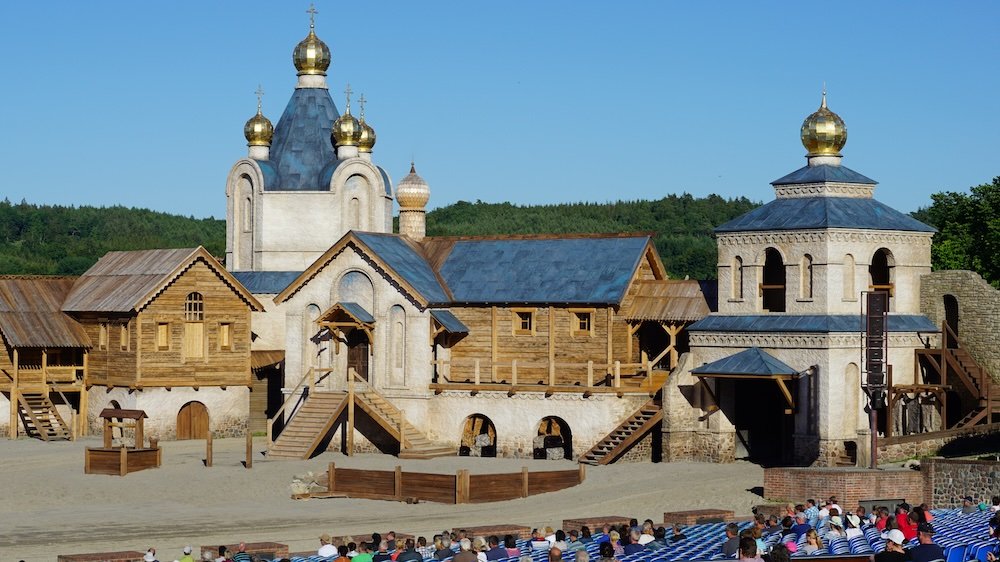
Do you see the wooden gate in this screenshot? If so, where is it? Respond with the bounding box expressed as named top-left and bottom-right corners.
top-left (347, 330), bottom-right (369, 382)
top-left (177, 401), bottom-right (209, 440)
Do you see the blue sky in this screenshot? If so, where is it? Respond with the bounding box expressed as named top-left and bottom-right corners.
top-left (1, 1), bottom-right (997, 218)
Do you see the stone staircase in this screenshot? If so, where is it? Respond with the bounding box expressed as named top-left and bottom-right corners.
top-left (356, 390), bottom-right (454, 459)
top-left (17, 393), bottom-right (71, 441)
top-left (579, 400), bottom-right (662, 465)
top-left (268, 391), bottom-right (348, 459)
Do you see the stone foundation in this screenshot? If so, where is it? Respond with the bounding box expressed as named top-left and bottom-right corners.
top-left (562, 516), bottom-right (631, 533)
top-left (663, 509), bottom-right (736, 525)
top-left (764, 466), bottom-right (925, 509)
top-left (662, 429), bottom-right (735, 463)
top-left (923, 458), bottom-right (1000, 508)
top-left (617, 429), bottom-right (655, 463)
top-left (57, 551), bottom-right (145, 562)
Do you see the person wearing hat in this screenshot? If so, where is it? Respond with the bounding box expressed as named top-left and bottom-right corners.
top-left (909, 522), bottom-right (945, 562)
top-left (844, 514), bottom-right (863, 539)
top-left (178, 546), bottom-right (195, 562)
top-left (319, 534), bottom-right (337, 558)
top-left (962, 496), bottom-right (979, 514)
top-left (144, 549), bottom-right (159, 562)
top-left (825, 516), bottom-right (846, 540)
top-left (874, 529), bottom-right (907, 562)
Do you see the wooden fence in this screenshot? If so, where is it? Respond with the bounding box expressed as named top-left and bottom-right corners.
top-left (313, 463), bottom-right (585, 504)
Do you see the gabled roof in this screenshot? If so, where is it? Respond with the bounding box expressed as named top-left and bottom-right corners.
top-left (63, 247), bottom-right (263, 313)
top-left (688, 314), bottom-right (938, 333)
top-left (0, 277), bottom-right (90, 348)
top-left (714, 197), bottom-right (936, 233)
top-left (275, 232), bottom-right (662, 308)
top-left (691, 347), bottom-right (799, 378)
top-left (623, 280), bottom-right (710, 322)
top-left (771, 164), bottom-right (876, 186)
top-left (430, 309), bottom-right (469, 333)
top-left (266, 88), bottom-right (339, 191)
top-left (326, 302), bottom-right (375, 325)
top-left (231, 270), bottom-right (303, 295)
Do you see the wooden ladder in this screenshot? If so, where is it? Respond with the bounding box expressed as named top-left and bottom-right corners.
top-left (579, 400), bottom-right (662, 465)
top-left (355, 389), bottom-right (454, 459)
top-left (267, 391), bottom-right (348, 459)
top-left (17, 393), bottom-right (71, 441)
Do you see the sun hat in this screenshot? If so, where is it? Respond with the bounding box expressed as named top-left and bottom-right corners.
top-left (884, 529), bottom-right (905, 546)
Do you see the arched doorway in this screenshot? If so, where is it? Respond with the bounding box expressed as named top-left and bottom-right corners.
top-left (346, 329), bottom-right (370, 381)
top-left (177, 401), bottom-right (209, 440)
top-left (944, 295), bottom-right (959, 346)
top-left (459, 414), bottom-right (496, 457)
top-left (534, 416), bottom-right (572, 460)
top-left (762, 248), bottom-right (786, 312)
top-left (870, 249), bottom-right (894, 310)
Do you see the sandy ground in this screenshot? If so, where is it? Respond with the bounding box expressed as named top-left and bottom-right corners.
top-left (0, 436), bottom-right (764, 562)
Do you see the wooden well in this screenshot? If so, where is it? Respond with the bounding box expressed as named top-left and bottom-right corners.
top-left (84, 408), bottom-right (161, 476)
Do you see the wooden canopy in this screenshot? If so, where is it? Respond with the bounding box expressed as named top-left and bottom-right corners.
top-left (98, 408), bottom-right (147, 420)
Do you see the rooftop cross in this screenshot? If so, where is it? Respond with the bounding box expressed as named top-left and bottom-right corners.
top-left (821, 82), bottom-right (827, 108)
top-left (358, 93), bottom-right (367, 120)
top-left (255, 84), bottom-right (264, 113)
top-left (306, 3), bottom-right (318, 29)
top-left (344, 83), bottom-right (353, 111)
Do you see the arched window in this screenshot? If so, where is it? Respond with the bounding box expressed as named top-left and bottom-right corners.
top-left (389, 305), bottom-right (406, 386)
top-left (243, 196), bottom-right (252, 232)
top-left (349, 197), bottom-right (361, 230)
top-left (869, 248), bottom-right (894, 310)
top-left (185, 292), bottom-right (204, 321)
top-left (337, 271), bottom-right (375, 313)
top-left (800, 254), bottom-right (813, 299)
top-left (459, 414), bottom-right (497, 457)
top-left (183, 292), bottom-right (204, 359)
top-left (843, 254), bottom-right (856, 301)
top-left (762, 247), bottom-right (786, 312)
top-left (536, 416), bottom-right (573, 460)
top-left (731, 256), bottom-right (744, 300)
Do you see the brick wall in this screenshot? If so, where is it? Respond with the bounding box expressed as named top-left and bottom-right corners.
top-left (923, 458), bottom-right (1000, 508)
top-left (764, 467), bottom-right (924, 509)
top-left (57, 552), bottom-right (145, 562)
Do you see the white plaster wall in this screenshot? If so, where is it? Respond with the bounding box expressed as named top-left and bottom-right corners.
top-left (87, 387), bottom-right (249, 440)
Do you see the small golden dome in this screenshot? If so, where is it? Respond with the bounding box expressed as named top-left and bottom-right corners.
top-left (357, 94), bottom-right (376, 152)
top-left (244, 89), bottom-right (273, 146)
top-left (332, 107), bottom-right (362, 147)
top-left (396, 162), bottom-right (430, 208)
top-left (800, 92), bottom-right (847, 156)
top-left (292, 29), bottom-right (331, 76)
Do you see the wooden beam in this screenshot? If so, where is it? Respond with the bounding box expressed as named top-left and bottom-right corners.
top-left (491, 307), bottom-right (498, 382)
top-left (347, 370), bottom-right (355, 456)
top-left (41, 350), bottom-right (48, 398)
top-left (548, 308), bottom-right (556, 386)
top-left (606, 309), bottom-right (614, 372)
top-left (10, 349), bottom-right (18, 439)
top-left (774, 378), bottom-right (795, 412)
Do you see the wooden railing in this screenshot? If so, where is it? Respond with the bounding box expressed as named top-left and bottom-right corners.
top-left (348, 369), bottom-right (411, 450)
top-left (266, 367), bottom-right (317, 448)
top-left (429, 357), bottom-right (668, 394)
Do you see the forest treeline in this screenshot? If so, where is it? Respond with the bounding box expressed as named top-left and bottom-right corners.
top-left (0, 176), bottom-right (997, 284)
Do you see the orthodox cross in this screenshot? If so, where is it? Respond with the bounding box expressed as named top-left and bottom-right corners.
top-left (255, 84), bottom-right (264, 113)
top-left (307, 4), bottom-right (318, 29)
top-left (358, 93), bottom-right (367, 120)
top-left (344, 83), bottom-right (353, 110)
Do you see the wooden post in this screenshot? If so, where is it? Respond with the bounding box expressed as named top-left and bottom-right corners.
top-left (10, 349), bottom-right (18, 439)
top-left (885, 365), bottom-right (894, 440)
top-left (641, 350), bottom-right (649, 380)
top-left (70, 410), bottom-right (77, 441)
top-left (347, 368), bottom-right (355, 456)
top-left (614, 361), bottom-right (621, 387)
top-left (79, 370), bottom-right (89, 437)
top-left (511, 360), bottom-right (518, 386)
top-left (41, 350), bottom-right (48, 398)
top-left (327, 461), bottom-right (336, 493)
top-left (135, 417), bottom-right (144, 448)
top-left (548, 307), bottom-right (556, 386)
top-left (394, 465), bottom-right (403, 501)
top-left (103, 418), bottom-right (112, 448)
top-left (521, 466), bottom-right (529, 498)
top-left (245, 430), bottom-right (253, 468)
top-left (120, 445), bottom-right (127, 477)
top-left (587, 361), bottom-right (594, 388)
top-left (491, 307), bottom-right (498, 382)
top-left (607, 308), bottom-right (614, 371)
top-left (399, 417), bottom-right (406, 450)
top-left (456, 469), bottom-right (470, 504)
top-left (266, 417), bottom-right (274, 449)
top-left (578, 463), bottom-right (586, 483)
top-left (474, 360), bottom-right (480, 385)
top-left (206, 432), bottom-right (213, 467)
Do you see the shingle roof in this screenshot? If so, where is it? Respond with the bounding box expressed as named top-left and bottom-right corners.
top-left (771, 164), bottom-right (877, 186)
top-left (691, 347), bottom-right (799, 377)
top-left (231, 271), bottom-right (302, 294)
top-left (64, 247), bottom-right (262, 313)
top-left (430, 309), bottom-right (469, 333)
top-left (354, 233), bottom-right (451, 304)
top-left (714, 197), bottom-right (936, 233)
top-left (266, 88), bottom-right (339, 191)
top-left (0, 277), bottom-right (91, 348)
top-left (338, 302), bottom-right (375, 324)
top-left (623, 280), bottom-right (711, 322)
top-left (688, 314), bottom-right (938, 333)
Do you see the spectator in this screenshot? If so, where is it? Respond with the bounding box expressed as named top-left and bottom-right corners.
top-left (638, 522), bottom-right (655, 545)
top-left (144, 549), bottom-right (159, 562)
top-left (608, 530), bottom-right (623, 557)
top-left (962, 496), bottom-right (979, 514)
top-left (844, 514), bottom-right (863, 539)
top-left (335, 545), bottom-right (351, 562)
top-left (623, 531), bottom-right (644, 555)
top-left (670, 524), bottom-right (687, 543)
top-left (629, 519), bottom-right (640, 534)
top-left (828, 496), bottom-right (842, 515)
top-left (504, 535), bottom-right (520, 558)
top-left (545, 527), bottom-right (557, 544)
top-left (918, 503), bottom-right (935, 523)
top-left (874, 529), bottom-right (907, 562)
top-left (791, 513), bottom-right (811, 538)
top-left (485, 536), bottom-right (507, 561)
top-left (779, 516), bottom-right (795, 539)
top-left (565, 530), bottom-right (586, 553)
top-left (214, 546), bottom-right (229, 562)
top-left (750, 527), bottom-right (766, 556)
top-left (646, 527), bottom-right (667, 549)
top-left (453, 538), bottom-right (477, 562)
top-left (804, 499), bottom-right (819, 526)
top-left (347, 542), bottom-right (359, 558)
top-left (548, 548), bottom-right (562, 562)
top-left (597, 542), bottom-right (617, 562)
top-left (722, 523), bottom-right (740, 557)
top-left (908, 523), bottom-right (945, 562)
top-left (899, 511), bottom-right (919, 542)
top-left (552, 530), bottom-right (568, 551)
top-left (373, 541), bottom-right (392, 562)
top-left (319, 534), bottom-right (337, 558)
top-left (391, 539), bottom-right (406, 561)
top-left (435, 537), bottom-right (453, 561)
top-left (574, 551), bottom-right (589, 562)
top-left (769, 543), bottom-right (790, 562)
top-left (417, 538), bottom-right (434, 560)
top-left (179, 546), bottom-right (195, 562)
top-left (397, 539), bottom-right (422, 562)
top-left (595, 525), bottom-right (611, 545)
top-left (353, 543), bottom-right (374, 562)
top-left (802, 530), bottom-right (821, 555)
top-left (738, 536), bottom-right (763, 562)
top-left (472, 537), bottom-right (488, 562)
top-left (231, 543), bottom-right (252, 562)
top-left (762, 515), bottom-right (781, 536)
top-left (826, 516), bottom-right (845, 539)
top-left (875, 508), bottom-right (890, 531)
top-left (579, 527), bottom-right (594, 545)
top-left (991, 496), bottom-right (1000, 513)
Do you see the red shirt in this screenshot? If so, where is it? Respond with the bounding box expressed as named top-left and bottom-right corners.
top-left (875, 516), bottom-right (889, 532)
top-left (897, 514), bottom-right (917, 541)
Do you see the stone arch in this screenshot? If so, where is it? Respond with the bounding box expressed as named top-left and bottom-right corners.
top-left (944, 294), bottom-right (959, 344)
top-left (344, 174), bottom-right (370, 231)
top-left (843, 254), bottom-right (856, 301)
top-left (762, 247), bottom-right (786, 312)
top-left (869, 248), bottom-right (895, 310)
top-left (177, 401), bottom-right (209, 440)
top-left (336, 270), bottom-right (375, 313)
top-left (535, 416), bottom-right (572, 460)
top-left (388, 305), bottom-right (406, 386)
top-left (800, 254), bottom-right (814, 300)
top-left (731, 255), bottom-right (744, 300)
top-left (459, 413), bottom-right (497, 457)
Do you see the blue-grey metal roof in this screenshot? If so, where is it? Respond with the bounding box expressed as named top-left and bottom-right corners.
top-left (231, 271), bottom-right (303, 294)
top-left (691, 347), bottom-right (799, 377)
top-left (353, 232), bottom-right (451, 304)
top-left (771, 164), bottom-right (877, 186)
top-left (266, 88), bottom-right (340, 191)
top-left (687, 314), bottom-right (938, 333)
top-left (439, 236), bottom-right (650, 304)
top-left (257, 160), bottom-right (279, 187)
top-left (714, 197), bottom-right (936, 233)
top-left (430, 309), bottom-right (469, 333)
top-left (338, 301), bottom-right (375, 324)
top-left (377, 166), bottom-right (393, 197)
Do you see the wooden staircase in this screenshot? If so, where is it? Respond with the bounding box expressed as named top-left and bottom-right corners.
top-left (17, 393), bottom-right (71, 441)
top-left (579, 400), bottom-right (662, 465)
top-left (356, 389), bottom-right (454, 459)
top-left (268, 391), bottom-right (348, 459)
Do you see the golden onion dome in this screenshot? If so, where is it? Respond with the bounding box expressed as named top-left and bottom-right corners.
top-left (331, 107), bottom-right (362, 147)
top-left (292, 28), bottom-right (331, 76)
top-left (357, 95), bottom-right (376, 152)
top-left (800, 92), bottom-right (847, 156)
top-left (395, 162), bottom-right (430, 208)
top-left (244, 90), bottom-right (274, 146)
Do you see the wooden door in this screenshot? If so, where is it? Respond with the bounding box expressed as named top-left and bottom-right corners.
top-left (177, 401), bottom-right (209, 440)
top-left (346, 329), bottom-right (369, 381)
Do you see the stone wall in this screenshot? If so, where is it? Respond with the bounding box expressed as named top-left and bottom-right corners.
top-left (920, 270), bottom-right (1000, 381)
top-left (764, 466), bottom-right (925, 508)
top-left (923, 458), bottom-right (1000, 508)
top-left (662, 429), bottom-right (736, 463)
top-left (617, 428), bottom-right (655, 463)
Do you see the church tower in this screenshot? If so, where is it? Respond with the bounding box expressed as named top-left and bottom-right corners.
top-left (225, 5), bottom-right (394, 273)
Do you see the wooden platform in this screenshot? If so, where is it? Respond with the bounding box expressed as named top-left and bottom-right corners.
top-left (454, 525), bottom-right (532, 540)
top-left (84, 447), bottom-right (161, 476)
top-left (662, 509), bottom-right (735, 525)
top-left (561, 516), bottom-right (631, 532)
top-left (57, 551), bottom-right (145, 562)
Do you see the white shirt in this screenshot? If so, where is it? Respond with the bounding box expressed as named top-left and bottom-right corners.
top-left (638, 535), bottom-right (654, 545)
top-left (319, 544), bottom-right (337, 557)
